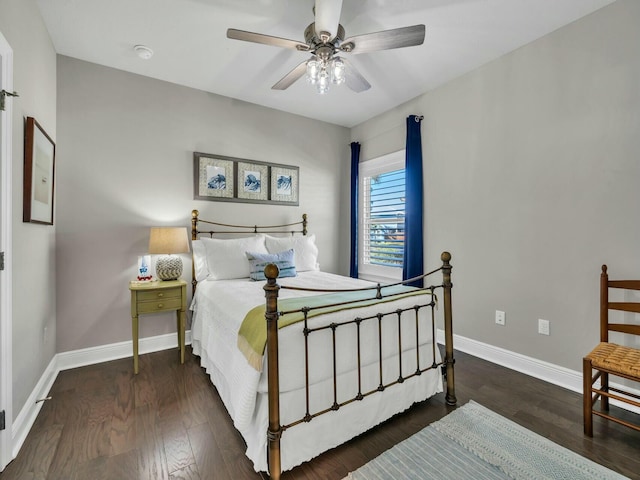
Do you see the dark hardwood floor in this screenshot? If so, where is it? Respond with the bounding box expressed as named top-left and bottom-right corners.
top-left (1, 347), bottom-right (639, 480)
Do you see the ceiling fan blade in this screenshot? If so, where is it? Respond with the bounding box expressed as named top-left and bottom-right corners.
top-left (227, 29), bottom-right (310, 51)
top-left (314, 0), bottom-right (343, 40)
top-left (341, 24), bottom-right (425, 54)
top-left (272, 60), bottom-right (309, 90)
top-left (342, 58), bottom-right (371, 93)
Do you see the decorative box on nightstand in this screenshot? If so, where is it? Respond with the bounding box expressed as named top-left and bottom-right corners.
top-left (128, 279), bottom-right (187, 374)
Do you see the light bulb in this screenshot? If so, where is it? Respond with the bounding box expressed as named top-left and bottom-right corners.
top-left (317, 70), bottom-right (330, 94)
top-left (306, 60), bottom-right (320, 84)
top-left (330, 58), bottom-right (346, 85)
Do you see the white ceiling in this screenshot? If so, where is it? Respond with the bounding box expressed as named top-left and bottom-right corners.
top-left (36, 0), bottom-right (615, 127)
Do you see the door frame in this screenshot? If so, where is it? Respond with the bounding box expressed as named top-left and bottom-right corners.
top-left (0, 29), bottom-right (14, 472)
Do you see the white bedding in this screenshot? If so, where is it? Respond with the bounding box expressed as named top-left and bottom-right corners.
top-left (190, 271), bottom-right (443, 472)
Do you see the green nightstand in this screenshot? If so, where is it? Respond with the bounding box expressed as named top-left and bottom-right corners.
top-left (129, 279), bottom-right (187, 374)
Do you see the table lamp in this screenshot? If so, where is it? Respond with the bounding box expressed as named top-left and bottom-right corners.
top-left (148, 227), bottom-right (190, 281)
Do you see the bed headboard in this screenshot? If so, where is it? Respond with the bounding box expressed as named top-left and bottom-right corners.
top-left (191, 209), bottom-right (307, 239)
top-left (190, 209), bottom-right (308, 290)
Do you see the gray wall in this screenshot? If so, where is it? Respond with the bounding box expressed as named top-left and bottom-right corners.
top-left (350, 0), bottom-right (640, 372)
top-left (5, 0), bottom-right (637, 419)
top-left (56, 56), bottom-right (350, 353)
top-left (0, 0), bottom-right (57, 419)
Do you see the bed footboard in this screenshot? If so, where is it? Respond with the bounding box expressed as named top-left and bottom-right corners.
top-left (263, 252), bottom-right (456, 480)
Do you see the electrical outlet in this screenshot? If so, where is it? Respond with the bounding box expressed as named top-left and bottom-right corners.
top-left (538, 319), bottom-right (550, 335)
top-left (495, 310), bottom-right (506, 326)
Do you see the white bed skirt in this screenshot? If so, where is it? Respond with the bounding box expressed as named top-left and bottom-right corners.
top-left (192, 337), bottom-right (442, 472)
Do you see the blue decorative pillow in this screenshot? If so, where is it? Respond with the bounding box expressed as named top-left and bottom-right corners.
top-left (246, 249), bottom-right (297, 281)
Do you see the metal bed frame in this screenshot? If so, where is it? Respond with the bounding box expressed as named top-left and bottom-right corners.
top-left (190, 209), bottom-right (456, 479)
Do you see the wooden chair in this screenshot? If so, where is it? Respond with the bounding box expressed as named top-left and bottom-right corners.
top-left (583, 265), bottom-right (640, 436)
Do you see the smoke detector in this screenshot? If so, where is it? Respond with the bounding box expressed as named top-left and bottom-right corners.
top-left (133, 45), bottom-right (154, 60)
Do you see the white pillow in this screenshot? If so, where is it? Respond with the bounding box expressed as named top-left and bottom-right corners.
top-left (265, 234), bottom-right (319, 272)
top-left (191, 239), bottom-right (209, 282)
top-left (201, 235), bottom-right (268, 280)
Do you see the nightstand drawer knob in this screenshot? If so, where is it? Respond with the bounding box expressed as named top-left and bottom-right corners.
top-left (157, 303), bottom-right (164, 308)
top-left (157, 293), bottom-right (164, 298)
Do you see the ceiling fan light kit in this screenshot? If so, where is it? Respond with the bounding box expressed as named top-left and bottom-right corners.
top-left (306, 56), bottom-right (345, 94)
top-left (226, 0), bottom-right (425, 95)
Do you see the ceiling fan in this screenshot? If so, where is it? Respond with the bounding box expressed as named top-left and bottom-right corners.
top-left (226, 0), bottom-right (425, 94)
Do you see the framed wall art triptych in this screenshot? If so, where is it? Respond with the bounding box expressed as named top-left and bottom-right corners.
top-left (193, 152), bottom-right (299, 206)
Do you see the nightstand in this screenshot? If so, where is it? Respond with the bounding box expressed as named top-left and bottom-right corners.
top-left (129, 279), bottom-right (187, 374)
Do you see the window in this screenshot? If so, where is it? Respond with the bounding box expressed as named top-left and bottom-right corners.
top-left (358, 150), bottom-right (405, 281)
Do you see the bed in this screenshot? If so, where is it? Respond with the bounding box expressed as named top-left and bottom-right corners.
top-left (189, 209), bottom-right (456, 479)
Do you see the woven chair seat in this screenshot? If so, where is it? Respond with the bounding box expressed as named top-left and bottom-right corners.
top-left (586, 342), bottom-right (640, 378)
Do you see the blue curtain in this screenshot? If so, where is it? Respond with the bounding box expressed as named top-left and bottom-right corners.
top-left (350, 142), bottom-right (360, 278)
top-left (403, 116), bottom-right (424, 287)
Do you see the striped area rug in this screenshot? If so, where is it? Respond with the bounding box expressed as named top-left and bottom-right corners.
top-left (346, 400), bottom-right (628, 480)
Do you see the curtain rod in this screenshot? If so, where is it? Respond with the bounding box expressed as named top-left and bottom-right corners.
top-left (350, 114), bottom-right (424, 145)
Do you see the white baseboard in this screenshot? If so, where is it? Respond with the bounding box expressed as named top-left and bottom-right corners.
top-left (11, 330), bottom-right (192, 459)
top-left (57, 330), bottom-right (193, 371)
top-left (437, 329), bottom-right (640, 414)
top-left (11, 355), bottom-right (58, 458)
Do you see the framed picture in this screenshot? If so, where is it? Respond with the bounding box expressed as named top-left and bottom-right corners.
top-left (23, 117), bottom-right (56, 225)
top-left (193, 152), bottom-right (299, 206)
top-left (194, 152), bottom-right (235, 201)
top-left (237, 161), bottom-right (268, 202)
top-left (270, 165), bottom-right (299, 205)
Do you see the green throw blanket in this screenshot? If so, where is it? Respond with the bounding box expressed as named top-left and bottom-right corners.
top-left (237, 285), bottom-right (434, 371)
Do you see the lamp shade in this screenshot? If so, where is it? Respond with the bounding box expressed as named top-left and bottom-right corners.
top-left (148, 227), bottom-right (190, 280)
top-left (148, 227), bottom-right (190, 255)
